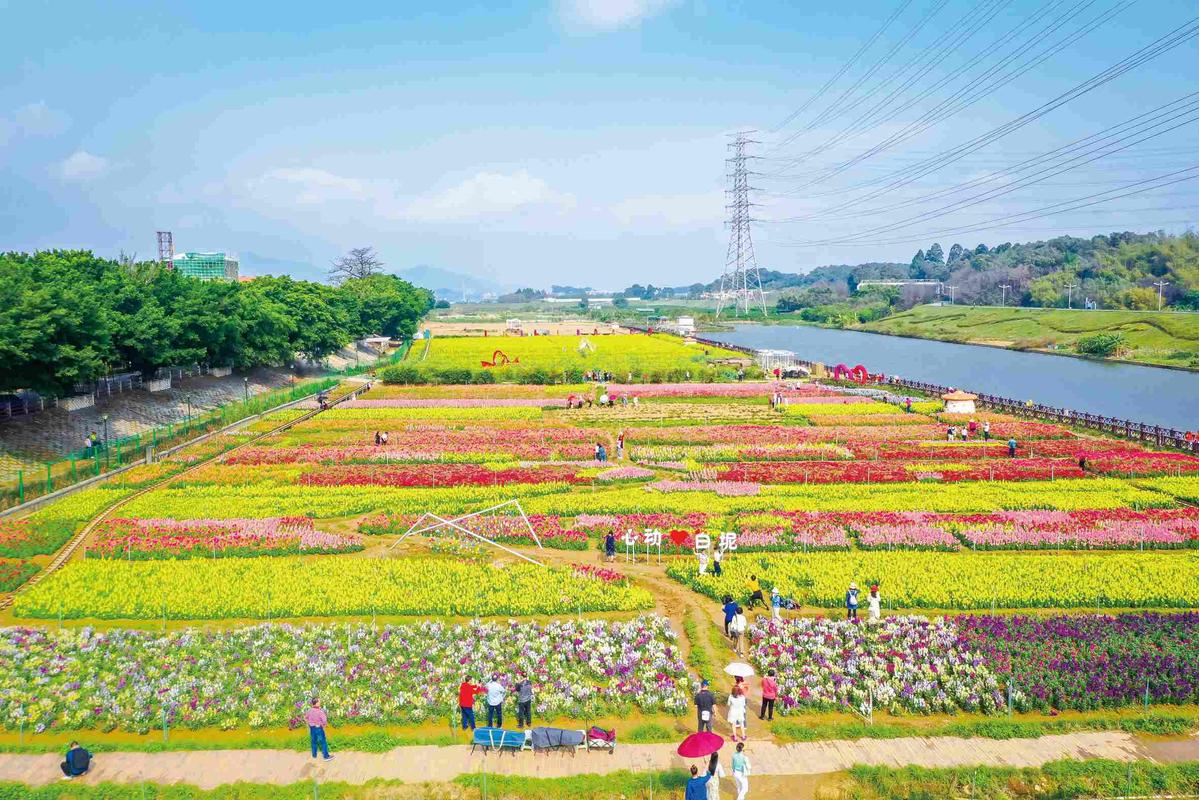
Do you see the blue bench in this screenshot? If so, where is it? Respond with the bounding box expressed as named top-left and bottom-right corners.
top-left (470, 727), bottom-right (527, 755)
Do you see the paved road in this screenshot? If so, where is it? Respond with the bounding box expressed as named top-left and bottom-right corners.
top-left (5, 731), bottom-right (1196, 789)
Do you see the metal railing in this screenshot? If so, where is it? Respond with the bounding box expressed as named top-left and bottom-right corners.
top-left (889, 377), bottom-right (1198, 453)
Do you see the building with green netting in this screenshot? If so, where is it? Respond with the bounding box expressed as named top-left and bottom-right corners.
top-left (172, 252), bottom-right (239, 281)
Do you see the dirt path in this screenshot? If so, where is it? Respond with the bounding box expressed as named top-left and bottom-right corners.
top-left (3, 731), bottom-right (1193, 790)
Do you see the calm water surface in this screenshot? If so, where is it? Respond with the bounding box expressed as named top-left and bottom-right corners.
top-left (704, 324), bottom-right (1199, 430)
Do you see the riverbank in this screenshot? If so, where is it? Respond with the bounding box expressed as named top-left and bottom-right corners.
top-left (856, 306), bottom-right (1199, 371)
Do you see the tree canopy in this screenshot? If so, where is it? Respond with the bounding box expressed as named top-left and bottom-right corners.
top-left (0, 250), bottom-right (433, 396)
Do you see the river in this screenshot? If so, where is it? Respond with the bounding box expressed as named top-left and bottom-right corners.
top-left (703, 324), bottom-right (1199, 430)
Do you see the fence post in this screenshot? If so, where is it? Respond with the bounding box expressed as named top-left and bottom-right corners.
top-left (70, 455), bottom-right (77, 483)
top-left (46, 462), bottom-right (52, 494)
top-left (17, 470), bottom-right (23, 504)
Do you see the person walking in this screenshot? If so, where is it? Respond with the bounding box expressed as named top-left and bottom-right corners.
top-left (374, 431), bottom-right (381, 446)
top-left (597, 443), bottom-right (608, 462)
top-left (759, 670), bottom-right (777, 721)
top-left (946, 426), bottom-right (956, 442)
top-left (960, 426), bottom-right (968, 441)
top-left (867, 584), bottom-right (882, 621)
top-left (697, 547), bottom-right (709, 576)
top-left (695, 680), bottom-right (716, 732)
top-left (770, 586), bottom-right (782, 622)
top-left (484, 674), bottom-right (507, 728)
top-left (617, 431), bottom-right (626, 460)
top-left (604, 531), bottom-right (617, 562)
top-left (712, 546), bottom-right (724, 577)
top-left (706, 752), bottom-right (727, 800)
top-left (514, 672), bottom-right (534, 728)
top-left (983, 421), bottom-right (991, 441)
top-left (722, 594), bottom-right (738, 637)
top-left (905, 397), bottom-right (912, 413)
top-left (728, 685), bottom-right (748, 743)
top-left (457, 676), bottom-right (485, 730)
top-left (731, 742), bottom-right (751, 800)
top-left (729, 606), bottom-right (748, 658)
top-left (1008, 437), bottom-right (1018, 458)
top-left (685, 758), bottom-right (717, 800)
top-left (845, 582), bottom-right (860, 620)
top-left (305, 698), bottom-right (334, 761)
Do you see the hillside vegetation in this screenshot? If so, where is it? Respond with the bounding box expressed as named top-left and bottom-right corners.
top-left (861, 305), bottom-right (1199, 368)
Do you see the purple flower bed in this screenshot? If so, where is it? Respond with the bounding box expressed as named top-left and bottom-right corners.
top-left (955, 612), bottom-right (1199, 711)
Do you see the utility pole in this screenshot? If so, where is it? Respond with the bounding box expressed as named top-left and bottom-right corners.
top-left (1064, 282), bottom-right (1078, 309)
top-left (999, 283), bottom-right (1011, 308)
top-left (716, 131), bottom-right (767, 318)
top-left (1153, 280), bottom-right (1169, 311)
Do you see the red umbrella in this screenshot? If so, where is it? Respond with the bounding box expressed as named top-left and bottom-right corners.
top-left (677, 731), bottom-right (725, 758)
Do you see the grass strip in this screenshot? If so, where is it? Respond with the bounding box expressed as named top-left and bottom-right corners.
top-left (773, 712), bottom-right (1197, 742)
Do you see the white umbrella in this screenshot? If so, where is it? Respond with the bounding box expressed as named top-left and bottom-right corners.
top-left (723, 662), bottom-right (755, 678)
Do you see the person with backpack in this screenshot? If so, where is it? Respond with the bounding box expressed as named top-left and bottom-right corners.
top-left (60, 741), bottom-right (91, 778)
top-left (845, 582), bottom-right (860, 620)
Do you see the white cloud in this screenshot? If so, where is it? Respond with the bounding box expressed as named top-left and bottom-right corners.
top-left (395, 171), bottom-right (576, 223)
top-left (610, 192), bottom-right (723, 229)
top-left (13, 102), bottom-right (68, 137)
top-left (559, 0), bottom-right (679, 31)
top-left (56, 150), bottom-right (110, 181)
top-left (248, 167), bottom-right (373, 205)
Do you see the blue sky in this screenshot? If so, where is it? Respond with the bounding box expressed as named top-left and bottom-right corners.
top-left (2, 0), bottom-right (1197, 288)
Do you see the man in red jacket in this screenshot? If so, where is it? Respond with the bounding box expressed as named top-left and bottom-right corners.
top-left (458, 676), bottom-right (485, 730)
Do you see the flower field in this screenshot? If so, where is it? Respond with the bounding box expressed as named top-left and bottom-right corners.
top-left (14, 556), bottom-right (653, 619)
top-left (0, 616), bottom-right (688, 733)
top-left (6, 368), bottom-right (1198, 734)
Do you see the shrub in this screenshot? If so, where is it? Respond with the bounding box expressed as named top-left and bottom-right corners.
top-left (1076, 332), bottom-right (1124, 357)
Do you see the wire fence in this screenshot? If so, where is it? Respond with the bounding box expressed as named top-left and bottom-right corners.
top-left (0, 377), bottom-right (339, 512)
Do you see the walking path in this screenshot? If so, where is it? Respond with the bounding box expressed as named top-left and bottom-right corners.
top-left (4, 731), bottom-right (1195, 789)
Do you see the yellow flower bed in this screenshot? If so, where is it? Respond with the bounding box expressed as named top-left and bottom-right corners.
top-left (784, 401), bottom-right (942, 417)
top-left (668, 550), bottom-right (1199, 609)
top-left (323, 406), bottom-right (542, 421)
top-left (14, 556), bottom-right (653, 619)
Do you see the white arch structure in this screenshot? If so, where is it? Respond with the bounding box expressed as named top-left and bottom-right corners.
top-left (387, 499), bottom-right (545, 567)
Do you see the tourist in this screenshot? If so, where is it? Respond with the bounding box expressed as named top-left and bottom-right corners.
top-left (374, 431), bottom-right (381, 446)
top-left (722, 594), bottom-right (738, 636)
top-left (728, 685), bottom-right (748, 743)
top-left (380, 431), bottom-right (388, 446)
top-left (706, 751), bottom-right (727, 800)
top-left (1008, 437), bottom-right (1018, 458)
top-left (1078, 455), bottom-right (1088, 471)
top-left (867, 584), bottom-right (881, 621)
top-left (946, 426), bottom-right (955, 442)
top-left (458, 676), bottom-right (485, 730)
top-left (305, 698), bottom-right (334, 761)
top-left (905, 398), bottom-right (912, 413)
top-left (968, 419), bottom-right (978, 438)
top-left (617, 431), bottom-right (626, 460)
top-left (730, 606), bottom-right (748, 657)
top-left (82, 432), bottom-right (92, 456)
top-left (621, 394), bottom-right (628, 407)
top-left (712, 545), bottom-right (724, 577)
top-left (632, 395), bottom-right (640, 407)
top-left (695, 680), bottom-right (716, 732)
top-left (567, 394), bottom-right (576, 409)
top-left (60, 741), bottom-right (91, 779)
top-left (697, 548), bottom-right (709, 576)
top-left (983, 421), bottom-right (991, 441)
top-left (845, 582), bottom-right (860, 620)
top-left (604, 531), bottom-right (617, 562)
top-left (732, 742), bottom-right (751, 800)
top-left (960, 426), bottom-right (968, 441)
top-left (759, 670), bottom-right (777, 721)
top-left (737, 367), bottom-right (745, 381)
top-left (746, 575), bottom-right (765, 609)
top-left (770, 586), bottom-right (782, 622)
top-left (484, 674), bottom-right (507, 728)
top-left (600, 391), bottom-right (610, 407)
top-left (514, 672), bottom-right (534, 728)
top-left (685, 759), bottom-right (716, 800)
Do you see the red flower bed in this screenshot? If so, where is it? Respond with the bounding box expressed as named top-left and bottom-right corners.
top-left (298, 464), bottom-right (588, 488)
top-left (716, 459), bottom-right (1085, 484)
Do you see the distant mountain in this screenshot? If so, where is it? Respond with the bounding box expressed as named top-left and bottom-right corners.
top-left (394, 265), bottom-right (507, 301)
top-left (239, 252), bottom-right (326, 282)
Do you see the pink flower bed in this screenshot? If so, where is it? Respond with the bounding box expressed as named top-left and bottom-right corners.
top-left (341, 398), bottom-right (559, 408)
top-left (88, 517), bottom-right (361, 559)
top-left (851, 523), bottom-right (961, 551)
top-left (955, 508), bottom-right (1199, 549)
top-left (603, 382), bottom-right (792, 398)
top-left (648, 480), bottom-right (761, 497)
top-left (596, 466), bottom-right (656, 481)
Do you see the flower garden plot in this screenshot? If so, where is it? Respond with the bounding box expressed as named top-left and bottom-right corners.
top-left (358, 513), bottom-right (590, 549)
top-left (14, 556), bottom-right (654, 620)
top-left (600, 382), bottom-right (846, 399)
top-left (559, 402), bottom-right (783, 425)
top-left (321, 406), bottom-right (543, 422)
top-left (783, 401), bottom-right (944, 418)
top-left (952, 508), bottom-right (1199, 549)
top-left (631, 443), bottom-right (854, 463)
top-left (715, 459), bottom-right (1086, 484)
top-left (365, 383), bottom-right (592, 399)
top-left (296, 463), bottom-right (591, 488)
top-left (748, 616), bottom-right (1004, 715)
top-left (668, 550), bottom-right (1199, 609)
top-left (0, 559), bottom-right (39, 592)
top-left (412, 334), bottom-right (748, 377)
top-left (955, 613), bottom-right (1199, 710)
top-left (623, 421), bottom-right (1076, 446)
top-left (87, 518), bottom-right (363, 559)
top-left (0, 518), bottom-right (75, 558)
top-left (0, 616), bottom-right (688, 733)
top-left (342, 397), bottom-right (566, 408)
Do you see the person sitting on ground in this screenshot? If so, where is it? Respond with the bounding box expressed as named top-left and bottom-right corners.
top-left (60, 741), bottom-right (91, 779)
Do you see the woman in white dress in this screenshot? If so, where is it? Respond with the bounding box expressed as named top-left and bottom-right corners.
top-left (867, 584), bottom-right (882, 621)
top-left (728, 685), bottom-right (748, 743)
top-left (706, 753), bottom-right (727, 800)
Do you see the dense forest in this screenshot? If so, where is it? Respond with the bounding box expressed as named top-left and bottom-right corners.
top-left (774, 231), bottom-right (1199, 324)
top-left (0, 250), bottom-right (433, 396)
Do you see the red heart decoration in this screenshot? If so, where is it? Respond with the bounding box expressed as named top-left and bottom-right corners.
top-left (668, 529), bottom-right (689, 546)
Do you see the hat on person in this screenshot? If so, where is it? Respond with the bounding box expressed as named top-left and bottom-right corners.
top-left (849, 582), bottom-right (858, 589)
top-left (701, 679), bottom-right (709, 687)
top-left (771, 586), bottom-right (779, 595)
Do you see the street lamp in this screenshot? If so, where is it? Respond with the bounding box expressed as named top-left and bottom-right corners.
top-left (101, 413), bottom-right (109, 446)
top-left (243, 377), bottom-right (249, 404)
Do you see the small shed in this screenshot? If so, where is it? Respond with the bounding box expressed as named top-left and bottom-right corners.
top-left (941, 389), bottom-right (978, 415)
